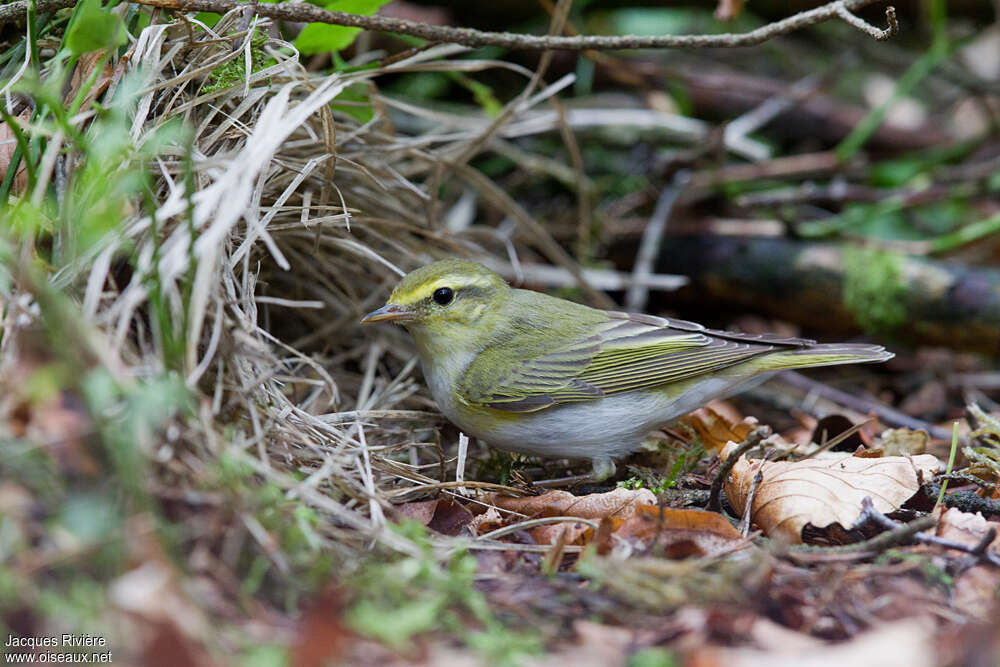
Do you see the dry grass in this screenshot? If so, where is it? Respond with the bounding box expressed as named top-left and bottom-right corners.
top-left (3, 9), bottom-right (645, 658)
top-left (4, 8), bottom-right (674, 570)
top-left (6, 4), bottom-right (1000, 663)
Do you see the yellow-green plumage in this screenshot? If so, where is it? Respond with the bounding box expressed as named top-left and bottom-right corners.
top-left (363, 259), bottom-right (892, 479)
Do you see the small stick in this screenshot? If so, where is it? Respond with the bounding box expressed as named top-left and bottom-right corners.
top-left (782, 513), bottom-right (936, 561)
top-left (778, 371), bottom-right (954, 440)
top-left (738, 465), bottom-right (764, 537)
top-left (708, 425), bottom-right (771, 512)
top-left (859, 497), bottom-right (1000, 567)
top-left (625, 170), bottom-right (690, 313)
top-left (455, 432), bottom-right (469, 496)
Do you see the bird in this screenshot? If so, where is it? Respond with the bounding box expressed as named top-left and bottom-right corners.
top-left (361, 258), bottom-right (892, 480)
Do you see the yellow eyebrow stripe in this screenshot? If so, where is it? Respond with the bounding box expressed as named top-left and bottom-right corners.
top-left (393, 275), bottom-right (497, 303)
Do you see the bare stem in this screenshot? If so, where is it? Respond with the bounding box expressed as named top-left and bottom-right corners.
top-left (2, 0), bottom-right (898, 49)
top-left (707, 425), bottom-right (771, 512)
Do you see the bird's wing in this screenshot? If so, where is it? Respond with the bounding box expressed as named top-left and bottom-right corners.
top-left (457, 312), bottom-right (805, 412)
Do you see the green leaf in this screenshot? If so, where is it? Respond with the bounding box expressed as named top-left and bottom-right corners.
top-left (870, 159), bottom-right (926, 187)
top-left (65, 0), bottom-right (127, 55)
top-left (194, 11), bottom-right (220, 27)
top-left (331, 83), bottom-right (375, 123)
top-left (294, 0), bottom-right (393, 55)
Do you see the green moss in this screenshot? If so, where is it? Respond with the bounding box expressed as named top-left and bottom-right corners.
top-left (347, 521), bottom-right (542, 664)
top-left (619, 440), bottom-right (705, 494)
top-left (842, 247), bottom-right (908, 335)
top-left (476, 450), bottom-right (530, 486)
top-left (628, 647), bottom-right (679, 667)
top-left (204, 30), bottom-right (271, 94)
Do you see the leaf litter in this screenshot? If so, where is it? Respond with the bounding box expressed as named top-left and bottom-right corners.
top-left (2, 5), bottom-right (1000, 665)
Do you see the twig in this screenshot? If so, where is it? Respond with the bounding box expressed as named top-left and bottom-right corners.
top-left (454, 162), bottom-right (617, 309)
top-left (778, 371), bottom-right (955, 441)
top-left (682, 151), bottom-right (844, 201)
top-left (625, 170), bottom-right (690, 313)
top-left (724, 71), bottom-right (826, 145)
top-left (476, 516), bottom-right (600, 541)
top-left (0, 0), bottom-right (899, 49)
top-left (859, 497), bottom-right (1000, 567)
top-left (387, 480), bottom-right (531, 501)
top-left (781, 513), bottom-right (936, 562)
top-left (834, 4), bottom-right (898, 41)
top-left (707, 425), bottom-right (771, 512)
top-left (737, 464), bottom-right (764, 537)
top-left (800, 417), bottom-right (873, 460)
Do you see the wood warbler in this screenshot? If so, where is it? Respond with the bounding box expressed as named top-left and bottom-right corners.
top-left (362, 259), bottom-right (892, 480)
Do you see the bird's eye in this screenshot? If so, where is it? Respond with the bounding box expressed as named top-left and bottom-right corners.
top-left (432, 287), bottom-right (454, 306)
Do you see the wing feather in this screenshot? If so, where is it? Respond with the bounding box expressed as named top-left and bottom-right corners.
top-left (458, 311), bottom-right (790, 412)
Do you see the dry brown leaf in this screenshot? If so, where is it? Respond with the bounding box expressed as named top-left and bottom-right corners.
top-left (723, 443), bottom-right (940, 543)
top-left (616, 505), bottom-right (751, 557)
top-left (681, 406), bottom-right (757, 454)
top-left (879, 428), bottom-right (929, 456)
top-left (482, 487), bottom-right (655, 521)
top-left (395, 498), bottom-right (440, 525)
top-left (395, 498), bottom-right (474, 536)
top-left (524, 621), bottom-right (633, 667)
top-left (468, 506), bottom-right (503, 536)
top-left (291, 587), bottom-right (353, 667)
top-left (935, 508), bottom-right (1000, 619)
top-left (688, 617), bottom-right (935, 667)
top-left (531, 521), bottom-right (592, 546)
top-left (67, 50), bottom-right (115, 109)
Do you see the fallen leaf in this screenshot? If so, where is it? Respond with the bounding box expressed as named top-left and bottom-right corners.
top-left (482, 487), bottom-right (656, 521)
top-left (531, 521), bottom-right (592, 547)
top-left (593, 517), bottom-right (614, 556)
top-left (681, 406), bottom-right (757, 454)
top-left (291, 587), bottom-right (353, 667)
top-left (616, 505), bottom-right (751, 557)
top-left (395, 498), bottom-right (474, 536)
top-left (935, 508), bottom-right (1000, 619)
top-left (723, 444), bottom-right (940, 544)
top-left (688, 617), bottom-right (936, 667)
top-left (395, 498), bottom-right (440, 525)
top-left (525, 621), bottom-right (633, 667)
top-left (879, 428), bottom-right (929, 456)
top-left (67, 49), bottom-right (115, 109)
top-left (468, 506), bottom-right (503, 536)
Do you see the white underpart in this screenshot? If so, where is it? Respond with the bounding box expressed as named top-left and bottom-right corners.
top-left (415, 326), bottom-right (770, 462)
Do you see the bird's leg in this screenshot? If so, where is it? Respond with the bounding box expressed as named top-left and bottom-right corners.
top-left (590, 457), bottom-right (617, 482)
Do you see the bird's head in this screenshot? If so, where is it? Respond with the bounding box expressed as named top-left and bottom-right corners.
top-left (361, 259), bottom-right (510, 340)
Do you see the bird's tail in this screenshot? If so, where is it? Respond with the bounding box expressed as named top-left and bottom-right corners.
top-left (750, 343), bottom-right (893, 372)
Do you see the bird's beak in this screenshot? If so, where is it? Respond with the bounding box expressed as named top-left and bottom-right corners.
top-left (361, 303), bottom-right (417, 324)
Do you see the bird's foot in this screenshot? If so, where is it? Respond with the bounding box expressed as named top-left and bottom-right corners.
top-left (590, 457), bottom-right (617, 482)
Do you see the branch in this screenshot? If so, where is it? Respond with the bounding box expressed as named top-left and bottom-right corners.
top-left (835, 4), bottom-right (898, 41)
top-left (858, 496), bottom-right (1000, 567)
top-left (2, 0), bottom-right (899, 50)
